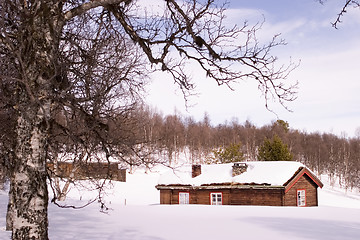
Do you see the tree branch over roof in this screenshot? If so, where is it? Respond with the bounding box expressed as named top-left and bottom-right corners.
top-left (107, 0), bottom-right (298, 109)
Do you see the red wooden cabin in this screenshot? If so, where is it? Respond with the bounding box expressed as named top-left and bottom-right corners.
top-left (156, 162), bottom-right (323, 207)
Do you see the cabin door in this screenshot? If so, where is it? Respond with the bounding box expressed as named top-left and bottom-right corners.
top-left (179, 192), bottom-right (189, 204)
top-left (297, 189), bottom-right (306, 207)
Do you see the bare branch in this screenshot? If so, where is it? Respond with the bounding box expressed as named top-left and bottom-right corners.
top-left (106, 1), bottom-right (297, 109)
top-left (64, 0), bottom-right (124, 21)
top-left (319, 0), bottom-right (360, 28)
top-left (333, 0), bottom-right (352, 28)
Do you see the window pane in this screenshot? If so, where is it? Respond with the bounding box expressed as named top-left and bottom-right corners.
top-left (211, 193), bottom-right (222, 205)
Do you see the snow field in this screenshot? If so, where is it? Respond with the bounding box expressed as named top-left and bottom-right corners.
top-left (1, 165), bottom-right (360, 240)
top-left (48, 204), bottom-right (360, 240)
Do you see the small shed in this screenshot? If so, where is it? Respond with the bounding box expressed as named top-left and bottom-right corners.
top-left (156, 161), bottom-right (323, 207)
top-left (47, 162), bottom-right (126, 182)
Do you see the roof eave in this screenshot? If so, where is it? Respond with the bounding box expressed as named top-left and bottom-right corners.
top-left (156, 184), bottom-right (284, 190)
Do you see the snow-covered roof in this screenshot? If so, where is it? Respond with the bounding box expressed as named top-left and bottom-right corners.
top-left (158, 161), bottom-right (307, 187)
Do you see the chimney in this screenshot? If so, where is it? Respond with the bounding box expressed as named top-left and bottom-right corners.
top-left (192, 165), bottom-right (201, 178)
top-left (232, 163), bottom-right (248, 177)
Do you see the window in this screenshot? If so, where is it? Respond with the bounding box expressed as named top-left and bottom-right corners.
top-left (297, 189), bottom-right (306, 207)
top-left (210, 193), bottom-right (222, 205)
top-left (179, 192), bottom-right (189, 204)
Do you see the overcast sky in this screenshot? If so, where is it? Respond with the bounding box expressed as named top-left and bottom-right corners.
top-left (145, 0), bottom-right (360, 138)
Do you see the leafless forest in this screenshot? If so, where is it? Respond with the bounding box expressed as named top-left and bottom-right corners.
top-left (133, 105), bottom-right (360, 190)
top-left (1, 102), bottom-right (359, 190)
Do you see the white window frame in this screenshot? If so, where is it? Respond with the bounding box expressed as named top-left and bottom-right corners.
top-left (179, 192), bottom-right (190, 204)
top-left (297, 189), bottom-right (306, 207)
top-left (210, 192), bottom-right (223, 205)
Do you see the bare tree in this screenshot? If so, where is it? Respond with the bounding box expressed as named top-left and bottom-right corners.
top-left (0, 0), bottom-right (297, 239)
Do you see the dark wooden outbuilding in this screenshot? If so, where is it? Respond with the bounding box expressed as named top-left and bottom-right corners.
top-left (156, 162), bottom-right (323, 207)
top-left (47, 161), bottom-right (126, 182)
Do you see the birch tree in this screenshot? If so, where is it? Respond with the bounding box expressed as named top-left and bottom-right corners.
top-left (0, 0), bottom-right (297, 239)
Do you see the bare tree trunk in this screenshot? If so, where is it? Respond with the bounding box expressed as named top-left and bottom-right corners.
top-left (4, 2), bottom-right (55, 237)
top-left (2, 0), bottom-right (65, 237)
top-left (7, 99), bottom-right (50, 239)
top-left (58, 181), bottom-right (71, 201)
top-left (53, 164), bottom-right (78, 201)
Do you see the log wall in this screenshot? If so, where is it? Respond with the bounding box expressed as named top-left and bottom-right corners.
top-left (47, 162), bottom-right (126, 182)
top-left (162, 188), bottom-right (284, 206)
top-left (284, 174), bottom-right (319, 206)
top-left (159, 178), bottom-right (319, 207)
top-left (159, 190), bottom-right (172, 204)
top-left (230, 188), bottom-right (284, 206)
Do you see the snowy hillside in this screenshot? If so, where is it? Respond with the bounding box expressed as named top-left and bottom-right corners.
top-left (1, 164), bottom-right (360, 240)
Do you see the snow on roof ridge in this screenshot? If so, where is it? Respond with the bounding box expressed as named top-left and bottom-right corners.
top-left (158, 161), bottom-right (305, 187)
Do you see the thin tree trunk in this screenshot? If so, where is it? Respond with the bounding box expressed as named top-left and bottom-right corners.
top-left (6, 174), bottom-right (14, 231)
top-left (54, 164), bottom-right (78, 201)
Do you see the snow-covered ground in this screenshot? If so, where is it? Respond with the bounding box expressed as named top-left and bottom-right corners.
top-left (1, 165), bottom-right (360, 240)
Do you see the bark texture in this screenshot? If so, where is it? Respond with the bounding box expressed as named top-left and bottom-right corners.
top-left (10, 107), bottom-right (50, 239)
top-left (5, 1), bottom-right (60, 238)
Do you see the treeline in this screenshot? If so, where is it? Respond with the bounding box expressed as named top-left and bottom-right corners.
top-left (136, 105), bottom-right (360, 190)
top-left (1, 103), bottom-right (359, 191)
